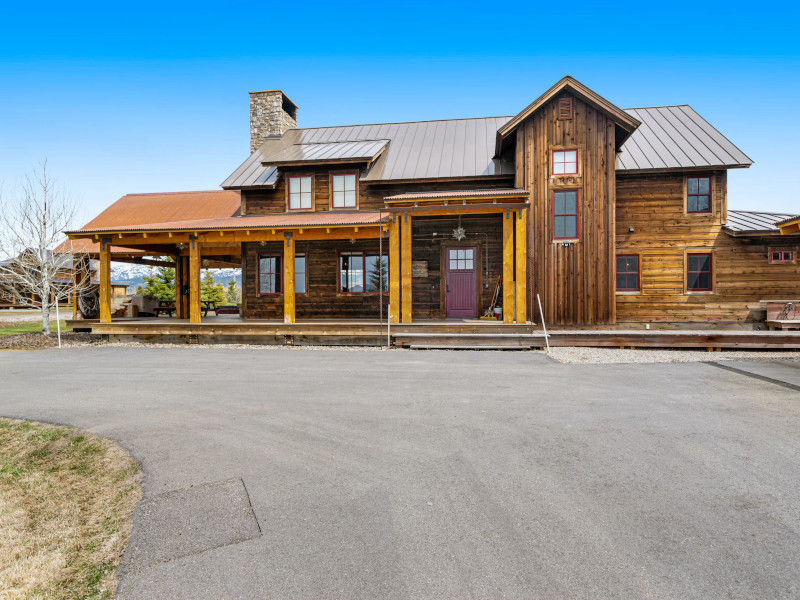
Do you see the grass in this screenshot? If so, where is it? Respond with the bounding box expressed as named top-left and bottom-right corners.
top-left (0, 419), bottom-right (142, 599)
top-left (0, 321), bottom-right (72, 337)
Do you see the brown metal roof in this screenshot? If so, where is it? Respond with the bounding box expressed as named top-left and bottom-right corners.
top-left (70, 211), bottom-right (390, 235)
top-left (384, 188), bottom-right (529, 202)
top-left (55, 238), bottom-right (148, 255)
top-left (724, 210), bottom-right (795, 235)
top-left (75, 190), bottom-right (241, 232)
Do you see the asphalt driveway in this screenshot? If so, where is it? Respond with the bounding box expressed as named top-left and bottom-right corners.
top-left (1, 347), bottom-right (799, 599)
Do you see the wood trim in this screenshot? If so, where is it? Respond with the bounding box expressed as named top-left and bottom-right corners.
top-left (286, 173), bottom-right (315, 212)
top-left (401, 214), bottom-right (413, 323)
top-left (502, 210), bottom-right (514, 323)
top-left (329, 171), bottom-right (359, 210)
top-left (515, 209), bottom-right (527, 323)
top-left (389, 217), bottom-right (401, 323)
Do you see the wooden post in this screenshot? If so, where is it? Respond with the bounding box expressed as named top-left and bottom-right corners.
top-left (502, 209), bottom-right (514, 324)
top-left (181, 256), bottom-right (190, 319)
top-left (174, 256), bottom-right (183, 319)
top-left (401, 213), bottom-right (412, 323)
top-left (99, 238), bottom-right (112, 323)
top-left (389, 216), bottom-right (400, 323)
top-left (515, 209), bottom-right (528, 323)
top-left (284, 233), bottom-right (295, 323)
top-left (71, 257), bottom-right (79, 319)
top-left (189, 236), bottom-right (201, 324)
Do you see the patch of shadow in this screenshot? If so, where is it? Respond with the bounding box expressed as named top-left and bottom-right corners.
top-left (121, 478), bottom-right (261, 572)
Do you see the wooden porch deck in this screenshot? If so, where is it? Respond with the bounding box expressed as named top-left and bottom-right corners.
top-left (67, 316), bottom-right (800, 349)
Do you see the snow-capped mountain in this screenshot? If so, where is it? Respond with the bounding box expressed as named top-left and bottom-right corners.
top-left (111, 262), bottom-right (241, 291)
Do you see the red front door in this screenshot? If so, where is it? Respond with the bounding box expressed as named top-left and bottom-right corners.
top-left (445, 247), bottom-right (477, 318)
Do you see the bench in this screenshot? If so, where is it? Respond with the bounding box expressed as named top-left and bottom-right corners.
top-left (152, 301), bottom-right (176, 317)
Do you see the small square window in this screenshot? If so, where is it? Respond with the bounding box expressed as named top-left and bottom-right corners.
top-left (770, 250), bottom-right (795, 263)
top-left (288, 176), bottom-right (313, 210)
top-left (687, 177), bottom-right (712, 213)
top-left (331, 174), bottom-right (357, 208)
top-left (552, 150), bottom-right (578, 175)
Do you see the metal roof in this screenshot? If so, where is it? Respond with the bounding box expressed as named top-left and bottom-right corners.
top-left (222, 104), bottom-right (752, 188)
top-left (71, 211), bottom-right (390, 235)
top-left (617, 106), bottom-right (752, 171)
top-left (384, 188), bottom-right (528, 201)
top-left (74, 190), bottom-right (242, 232)
top-left (724, 210), bottom-right (795, 234)
top-left (221, 117), bottom-right (516, 188)
top-left (776, 214), bottom-right (800, 226)
top-left (266, 139), bottom-right (389, 166)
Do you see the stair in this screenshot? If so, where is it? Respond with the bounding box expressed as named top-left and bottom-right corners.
top-left (393, 332), bottom-right (546, 350)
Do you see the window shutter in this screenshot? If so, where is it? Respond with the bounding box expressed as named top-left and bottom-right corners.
top-left (558, 97), bottom-right (573, 120)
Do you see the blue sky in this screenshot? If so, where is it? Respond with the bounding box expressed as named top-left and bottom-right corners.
top-left (1, 0), bottom-right (798, 222)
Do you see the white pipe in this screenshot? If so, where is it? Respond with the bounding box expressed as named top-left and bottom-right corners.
top-left (55, 298), bottom-right (61, 348)
top-left (536, 293), bottom-right (549, 353)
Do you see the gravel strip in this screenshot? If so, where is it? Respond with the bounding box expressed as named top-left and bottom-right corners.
top-left (0, 333), bottom-right (105, 350)
top-left (548, 346), bottom-right (800, 364)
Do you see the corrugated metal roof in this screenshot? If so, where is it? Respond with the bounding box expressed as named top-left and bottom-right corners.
top-left (266, 139), bottom-right (389, 166)
top-left (222, 105), bottom-right (751, 188)
top-left (617, 106), bottom-right (752, 171)
top-left (54, 238), bottom-right (148, 255)
top-left (71, 211), bottom-right (390, 234)
top-left (725, 210), bottom-right (795, 234)
top-left (384, 188), bottom-right (528, 201)
top-left (74, 191), bottom-right (242, 232)
top-left (776, 214), bottom-right (800, 226)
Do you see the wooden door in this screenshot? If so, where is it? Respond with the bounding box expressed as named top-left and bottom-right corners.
top-left (445, 247), bottom-right (477, 318)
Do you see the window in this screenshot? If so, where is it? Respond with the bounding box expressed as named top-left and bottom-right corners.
top-left (558, 97), bottom-right (573, 120)
top-left (339, 252), bottom-right (388, 293)
top-left (552, 149), bottom-right (578, 175)
top-left (448, 248), bottom-right (474, 271)
top-left (553, 190), bottom-right (579, 239)
top-left (687, 253), bottom-right (713, 291)
top-left (616, 255), bottom-right (640, 292)
top-left (288, 175), bottom-right (312, 210)
top-left (687, 176), bottom-right (712, 213)
top-left (770, 250), bottom-right (795, 263)
top-left (331, 173), bottom-right (357, 208)
top-left (258, 254), bottom-right (306, 294)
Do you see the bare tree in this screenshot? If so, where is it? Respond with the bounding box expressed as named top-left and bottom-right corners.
top-left (0, 162), bottom-right (92, 335)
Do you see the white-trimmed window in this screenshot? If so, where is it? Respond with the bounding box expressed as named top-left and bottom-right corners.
top-left (288, 176), bottom-right (312, 210)
top-left (552, 149), bottom-right (578, 175)
top-left (331, 174), bottom-right (357, 208)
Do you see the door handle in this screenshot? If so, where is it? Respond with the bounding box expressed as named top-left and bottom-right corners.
top-left (446, 285), bottom-right (450, 292)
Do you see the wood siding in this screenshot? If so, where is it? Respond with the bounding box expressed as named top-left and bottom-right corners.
top-left (616, 171), bottom-right (800, 323)
top-left (515, 92), bottom-right (617, 325)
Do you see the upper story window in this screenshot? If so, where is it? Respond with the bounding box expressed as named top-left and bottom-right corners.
top-left (616, 255), bottom-right (640, 292)
top-left (770, 250), bottom-right (795, 264)
top-left (288, 175), bottom-right (312, 210)
top-left (552, 149), bottom-right (578, 175)
top-left (553, 190), bottom-right (579, 240)
top-left (687, 176), bottom-right (712, 213)
top-left (687, 253), bottom-right (713, 291)
top-left (331, 173), bottom-right (357, 209)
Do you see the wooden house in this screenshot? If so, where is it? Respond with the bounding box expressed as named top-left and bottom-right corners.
top-left (67, 76), bottom-right (800, 335)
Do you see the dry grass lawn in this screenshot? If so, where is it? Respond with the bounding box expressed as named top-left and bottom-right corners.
top-left (0, 419), bottom-right (142, 599)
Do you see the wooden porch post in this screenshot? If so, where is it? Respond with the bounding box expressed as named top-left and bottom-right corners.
top-left (502, 210), bottom-right (514, 324)
top-left (389, 216), bottom-right (400, 323)
top-left (72, 257), bottom-right (79, 319)
top-left (284, 233), bottom-right (295, 323)
top-left (189, 236), bottom-right (201, 324)
top-left (180, 256), bottom-right (190, 319)
top-left (515, 208), bottom-right (528, 323)
top-left (401, 213), bottom-right (412, 323)
top-left (174, 256), bottom-right (183, 319)
top-left (99, 238), bottom-right (112, 323)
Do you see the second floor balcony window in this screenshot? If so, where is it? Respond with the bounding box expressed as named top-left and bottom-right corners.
top-left (288, 176), bottom-right (313, 210)
top-left (331, 174), bottom-right (357, 208)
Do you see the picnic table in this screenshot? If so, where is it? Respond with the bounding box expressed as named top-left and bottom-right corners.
top-left (152, 300), bottom-right (175, 317)
top-left (201, 300), bottom-right (218, 317)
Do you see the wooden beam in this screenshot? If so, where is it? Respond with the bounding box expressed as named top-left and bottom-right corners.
top-left (99, 239), bottom-right (112, 323)
top-left (189, 237), bottom-right (201, 324)
top-left (389, 216), bottom-right (400, 324)
top-left (385, 203), bottom-right (528, 217)
top-left (502, 210), bottom-right (514, 324)
top-left (401, 214), bottom-right (413, 323)
top-left (515, 209), bottom-right (527, 323)
top-left (179, 256), bottom-right (190, 320)
top-left (283, 235), bottom-right (296, 324)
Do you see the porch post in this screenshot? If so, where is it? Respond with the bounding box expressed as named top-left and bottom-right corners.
top-left (389, 215), bottom-right (400, 323)
top-left (401, 213), bottom-right (412, 323)
top-left (502, 210), bottom-right (514, 324)
top-left (515, 208), bottom-right (528, 323)
top-left (173, 255), bottom-right (182, 319)
top-left (284, 233), bottom-right (296, 323)
top-left (189, 236), bottom-right (201, 324)
top-left (99, 238), bottom-right (112, 323)
top-left (180, 256), bottom-right (190, 319)
top-left (71, 256), bottom-right (79, 319)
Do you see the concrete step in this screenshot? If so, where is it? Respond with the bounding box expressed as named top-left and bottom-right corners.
top-left (409, 344), bottom-right (536, 351)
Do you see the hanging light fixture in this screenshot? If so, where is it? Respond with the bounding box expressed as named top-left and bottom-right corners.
top-left (452, 215), bottom-right (466, 241)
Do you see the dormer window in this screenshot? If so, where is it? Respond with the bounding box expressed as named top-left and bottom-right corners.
top-left (288, 175), bottom-right (313, 210)
top-left (331, 173), bottom-right (357, 209)
top-left (687, 176), bottom-right (712, 213)
top-left (552, 149), bottom-right (578, 175)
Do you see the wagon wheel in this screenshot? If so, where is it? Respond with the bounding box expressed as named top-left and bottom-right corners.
top-left (78, 288), bottom-right (100, 319)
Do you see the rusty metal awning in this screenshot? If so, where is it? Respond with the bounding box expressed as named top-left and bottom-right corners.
top-left (384, 189), bottom-right (529, 203)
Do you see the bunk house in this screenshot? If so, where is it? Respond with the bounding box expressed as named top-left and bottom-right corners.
top-left (66, 76), bottom-right (800, 347)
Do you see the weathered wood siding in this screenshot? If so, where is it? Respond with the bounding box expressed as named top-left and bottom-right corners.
top-left (616, 171), bottom-right (800, 323)
top-left (514, 92), bottom-right (618, 325)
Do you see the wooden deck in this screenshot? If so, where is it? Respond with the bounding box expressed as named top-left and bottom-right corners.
top-left (66, 316), bottom-right (800, 349)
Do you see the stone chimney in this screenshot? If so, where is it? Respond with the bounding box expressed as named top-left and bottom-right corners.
top-left (249, 90), bottom-right (298, 153)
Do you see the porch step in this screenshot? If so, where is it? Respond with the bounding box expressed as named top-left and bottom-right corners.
top-left (409, 344), bottom-right (534, 351)
top-left (393, 332), bottom-right (546, 349)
